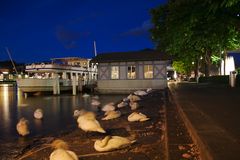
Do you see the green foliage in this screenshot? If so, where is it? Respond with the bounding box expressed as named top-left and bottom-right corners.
top-left (172, 60), bottom-right (191, 74)
top-left (150, 0), bottom-right (240, 76)
top-left (236, 68), bottom-right (240, 74)
top-left (211, 55), bottom-right (221, 65)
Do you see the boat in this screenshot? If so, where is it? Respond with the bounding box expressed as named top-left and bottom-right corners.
top-left (17, 57), bottom-right (97, 94)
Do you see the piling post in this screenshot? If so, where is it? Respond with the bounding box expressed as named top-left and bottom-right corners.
top-left (53, 78), bottom-right (57, 95)
top-left (57, 77), bottom-right (60, 94)
top-left (53, 74), bottom-right (60, 95)
top-left (78, 76), bottom-right (83, 92)
top-left (72, 75), bottom-right (76, 95)
top-left (24, 92), bottom-right (28, 99)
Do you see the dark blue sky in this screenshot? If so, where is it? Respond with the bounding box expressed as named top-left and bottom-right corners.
top-left (0, 0), bottom-right (166, 63)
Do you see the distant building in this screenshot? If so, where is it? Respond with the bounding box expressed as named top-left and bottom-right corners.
top-left (91, 49), bottom-right (171, 93)
top-left (0, 60), bottom-right (25, 81)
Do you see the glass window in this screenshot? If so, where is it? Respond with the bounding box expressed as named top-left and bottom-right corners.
top-left (111, 66), bottom-right (119, 79)
top-left (127, 66), bottom-right (136, 79)
top-left (144, 65), bottom-right (153, 79)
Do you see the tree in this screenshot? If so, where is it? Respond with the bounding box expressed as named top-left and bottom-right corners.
top-left (151, 0), bottom-right (240, 77)
top-left (172, 60), bottom-right (192, 75)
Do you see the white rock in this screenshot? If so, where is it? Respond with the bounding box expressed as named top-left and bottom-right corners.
top-left (128, 112), bottom-right (150, 122)
top-left (82, 93), bottom-right (90, 98)
top-left (77, 112), bottom-right (105, 133)
top-left (34, 108), bottom-right (43, 119)
top-left (16, 118), bottom-right (30, 136)
top-left (102, 102), bottom-right (115, 112)
top-left (91, 99), bottom-right (101, 106)
top-left (73, 110), bottom-right (81, 117)
top-left (102, 111), bottom-right (121, 120)
top-left (117, 101), bottom-right (128, 108)
top-left (94, 136), bottom-right (136, 152)
top-left (50, 140), bottom-right (78, 160)
top-left (129, 102), bottom-right (139, 110)
top-left (122, 97), bottom-right (129, 102)
top-left (92, 95), bottom-right (99, 99)
top-left (128, 94), bottom-right (141, 102)
top-left (146, 88), bottom-right (152, 93)
top-left (134, 90), bottom-right (147, 96)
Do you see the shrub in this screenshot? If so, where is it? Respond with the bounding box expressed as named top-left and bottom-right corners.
top-left (198, 75), bottom-right (229, 84)
top-left (199, 75), bottom-right (240, 87)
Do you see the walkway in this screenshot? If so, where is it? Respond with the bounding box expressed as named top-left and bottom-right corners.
top-left (169, 82), bottom-right (240, 160)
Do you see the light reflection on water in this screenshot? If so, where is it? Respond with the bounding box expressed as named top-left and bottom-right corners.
top-left (0, 86), bottom-right (126, 142)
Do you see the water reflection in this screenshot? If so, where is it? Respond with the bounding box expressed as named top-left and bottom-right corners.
top-left (0, 85), bottom-right (18, 139)
top-left (2, 85), bottom-right (10, 123)
top-left (0, 86), bottom-right (126, 143)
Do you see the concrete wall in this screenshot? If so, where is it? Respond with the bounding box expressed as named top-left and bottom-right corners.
top-left (97, 79), bottom-right (167, 94)
top-left (97, 60), bottom-right (169, 93)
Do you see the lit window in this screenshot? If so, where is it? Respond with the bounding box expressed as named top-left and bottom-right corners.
top-left (144, 65), bottom-right (153, 78)
top-left (127, 66), bottom-right (136, 79)
top-left (111, 66), bottom-right (119, 79)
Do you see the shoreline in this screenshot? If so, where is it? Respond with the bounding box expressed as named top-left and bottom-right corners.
top-left (2, 91), bottom-right (167, 160)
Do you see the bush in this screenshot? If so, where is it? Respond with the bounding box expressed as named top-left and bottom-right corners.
top-left (199, 75), bottom-right (240, 87)
top-left (198, 75), bottom-right (229, 84)
top-left (236, 74), bottom-right (240, 87)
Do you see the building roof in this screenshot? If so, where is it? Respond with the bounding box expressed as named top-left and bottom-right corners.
top-left (51, 57), bottom-right (89, 62)
top-left (90, 49), bottom-right (171, 63)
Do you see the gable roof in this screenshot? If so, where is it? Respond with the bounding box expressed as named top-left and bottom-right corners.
top-left (90, 49), bottom-right (171, 63)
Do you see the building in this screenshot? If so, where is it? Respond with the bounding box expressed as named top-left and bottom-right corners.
top-left (91, 49), bottom-right (170, 94)
top-left (0, 60), bottom-right (25, 81)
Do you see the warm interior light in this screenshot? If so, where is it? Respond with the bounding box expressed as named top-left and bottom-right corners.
top-left (221, 56), bottom-right (235, 75)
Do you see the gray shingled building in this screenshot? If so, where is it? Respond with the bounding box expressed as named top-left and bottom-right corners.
top-left (91, 49), bottom-right (171, 93)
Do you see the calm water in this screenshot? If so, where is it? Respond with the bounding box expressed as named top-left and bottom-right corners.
top-left (0, 85), bottom-right (125, 142)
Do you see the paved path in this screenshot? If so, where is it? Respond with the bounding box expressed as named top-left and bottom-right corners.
top-left (169, 82), bottom-right (240, 160)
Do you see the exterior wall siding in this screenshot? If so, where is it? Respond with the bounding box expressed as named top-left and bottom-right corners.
top-left (138, 65), bottom-right (143, 79)
top-left (97, 79), bottom-right (167, 94)
top-left (97, 60), bottom-right (168, 93)
top-left (120, 66), bottom-right (126, 79)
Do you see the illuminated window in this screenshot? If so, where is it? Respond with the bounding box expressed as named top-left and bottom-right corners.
top-left (127, 66), bottom-right (136, 79)
top-left (111, 66), bottom-right (119, 79)
top-left (144, 65), bottom-right (153, 79)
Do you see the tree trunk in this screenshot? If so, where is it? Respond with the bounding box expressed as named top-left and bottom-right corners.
top-left (204, 50), bottom-right (211, 77)
top-left (194, 58), bottom-right (199, 81)
top-left (223, 50), bottom-right (227, 75)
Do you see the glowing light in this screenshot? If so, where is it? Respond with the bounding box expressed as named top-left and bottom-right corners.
top-left (2, 85), bottom-right (9, 122)
top-left (192, 62), bottom-right (195, 65)
top-left (2, 72), bottom-right (8, 74)
top-left (173, 71), bottom-right (177, 79)
top-left (221, 56), bottom-right (235, 75)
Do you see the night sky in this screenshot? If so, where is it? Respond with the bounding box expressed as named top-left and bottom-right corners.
top-left (0, 0), bottom-right (166, 63)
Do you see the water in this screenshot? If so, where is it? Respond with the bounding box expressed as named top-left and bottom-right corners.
top-left (0, 85), bottom-right (126, 143)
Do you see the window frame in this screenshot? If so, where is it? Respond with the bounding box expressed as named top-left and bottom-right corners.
top-left (127, 65), bottom-right (136, 79)
top-left (144, 64), bottom-right (153, 79)
top-left (111, 66), bottom-right (119, 79)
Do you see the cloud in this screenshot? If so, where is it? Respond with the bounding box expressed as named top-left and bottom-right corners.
top-left (56, 26), bottom-right (90, 49)
top-left (66, 13), bottom-right (99, 25)
top-left (121, 20), bottom-right (153, 37)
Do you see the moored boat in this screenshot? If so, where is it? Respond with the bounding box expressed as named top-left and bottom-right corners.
top-left (17, 57), bottom-right (97, 94)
